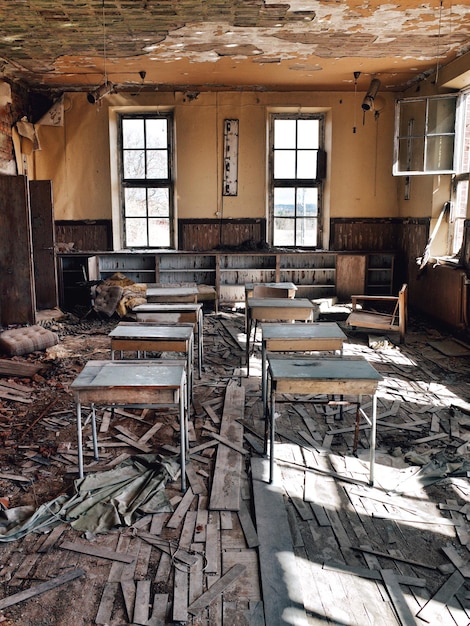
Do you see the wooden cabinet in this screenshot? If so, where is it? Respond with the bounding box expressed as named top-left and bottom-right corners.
top-left (57, 250), bottom-right (395, 311)
top-left (218, 254), bottom-right (277, 303)
top-left (366, 253), bottom-right (395, 295)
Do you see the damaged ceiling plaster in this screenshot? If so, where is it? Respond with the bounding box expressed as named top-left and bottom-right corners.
top-left (0, 1), bottom-right (469, 94)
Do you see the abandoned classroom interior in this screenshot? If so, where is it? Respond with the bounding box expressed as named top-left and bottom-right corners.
top-left (2, 1), bottom-right (470, 625)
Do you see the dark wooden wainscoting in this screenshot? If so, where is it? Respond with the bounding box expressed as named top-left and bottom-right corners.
top-left (330, 217), bottom-right (401, 251)
top-left (178, 218), bottom-right (266, 251)
top-left (55, 220), bottom-right (112, 252)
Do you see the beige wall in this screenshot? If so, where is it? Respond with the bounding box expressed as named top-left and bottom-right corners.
top-left (33, 88), bottom-right (400, 247)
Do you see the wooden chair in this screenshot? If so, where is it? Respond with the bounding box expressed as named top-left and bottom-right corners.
top-left (346, 283), bottom-right (408, 343)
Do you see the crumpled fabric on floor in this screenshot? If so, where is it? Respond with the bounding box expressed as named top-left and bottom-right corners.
top-left (0, 454), bottom-right (179, 542)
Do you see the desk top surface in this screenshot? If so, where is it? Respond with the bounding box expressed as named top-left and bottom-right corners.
top-left (109, 323), bottom-right (193, 341)
top-left (71, 360), bottom-right (186, 390)
top-left (248, 298), bottom-right (316, 309)
top-left (146, 286), bottom-right (199, 297)
top-left (268, 356), bottom-right (382, 382)
top-left (133, 303), bottom-right (203, 312)
top-left (245, 282), bottom-right (297, 291)
top-left (262, 322), bottom-right (346, 340)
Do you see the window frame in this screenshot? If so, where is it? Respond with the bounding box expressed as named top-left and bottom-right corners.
top-left (393, 93), bottom-right (459, 176)
top-left (118, 112), bottom-right (175, 249)
top-left (268, 113), bottom-right (325, 249)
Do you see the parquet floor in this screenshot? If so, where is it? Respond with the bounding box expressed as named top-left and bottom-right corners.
top-left (1, 307), bottom-right (470, 625)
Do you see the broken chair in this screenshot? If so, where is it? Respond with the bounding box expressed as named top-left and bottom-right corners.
top-left (345, 283), bottom-right (408, 343)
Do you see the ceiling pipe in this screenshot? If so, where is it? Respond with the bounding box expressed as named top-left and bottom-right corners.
top-left (362, 78), bottom-right (381, 111)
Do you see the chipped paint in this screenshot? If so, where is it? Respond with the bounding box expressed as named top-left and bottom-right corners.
top-left (0, 1), bottom-right (468, 93)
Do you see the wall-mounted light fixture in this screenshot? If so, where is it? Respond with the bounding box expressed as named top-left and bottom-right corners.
top-left (362, 78), bottom-right (381, 111)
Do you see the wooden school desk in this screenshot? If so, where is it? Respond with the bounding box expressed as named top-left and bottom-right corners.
top-left (133, 302), bottom-right (204, 377)
top-left (266, 356), bottom-right (382, 486)
top-left (70, 360), bottom-right (189, 491)
top-left (261, 322), bottom-right (347, 413)
top-left (109, 322), bottom-right (194, 410)
top-left (246, 297), bottom-right (317, 375)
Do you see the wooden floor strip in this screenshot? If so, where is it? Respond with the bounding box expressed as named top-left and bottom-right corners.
top-left (251, 456), bottom-right (309, 626)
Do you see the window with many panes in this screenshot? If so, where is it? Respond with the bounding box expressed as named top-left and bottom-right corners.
top-left (269, 114), bottom-right (325, 248)
top-left (119, 113), bottom-right (174, 248)
top-left (451, 92), bottom-right (470, 256)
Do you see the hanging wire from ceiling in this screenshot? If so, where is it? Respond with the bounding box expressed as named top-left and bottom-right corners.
top-left (353, 71), bottom-right (360, 133)
top-left (87, 0), bottom-right (114, 104)
top-left (102, 0), bottom-right (108, 85)
top-left (435, 0), bottom-right (444, 84)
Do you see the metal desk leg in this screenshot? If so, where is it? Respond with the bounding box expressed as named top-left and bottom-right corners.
top-left (91, 402), bottom-right (99, 461)
top-left (188, 334), bottom-right (194, 410)
top-left (197, 309), bottom-right (203, 378)
top-left (77, 401), bottom-right (84, 479)
top-left (369, 392), bottom-right (377, 486)
top-left (261, 340), bottom-right (268, 417)
top-left (180, 378), bottom-right (187, 493)
top-left (246, 314), bottom-right (252, 377)
top-left (269, 383), bottom-right (276, 483)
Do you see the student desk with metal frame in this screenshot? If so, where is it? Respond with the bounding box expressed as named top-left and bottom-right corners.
top-left (70, 360), bottom-right (189, 491)
top-left (109, 322), bottom-right (194, 410)
top-left (146, 285), bottom-right (199, 304)
top-left (261, 322), bottom-right (347, 414)
top-left (266, 356), bottom-right (382, 486)
top-left (244, 281), bottom-right (297, 332)
top-left (132, 302), bottom-right (204, 377)
top-left (245, 297), bottom-right (317, 375)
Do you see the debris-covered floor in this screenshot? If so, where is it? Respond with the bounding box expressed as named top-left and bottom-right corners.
top-left (1, 307), bottom-right (470, 625)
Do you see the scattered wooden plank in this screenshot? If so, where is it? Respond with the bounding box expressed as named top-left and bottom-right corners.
top-left (133, 579), bottom-right (151, 625)
top-left (323, 562), bottom-right (426, 587)
top-left (237, 499), bottom-right (259, 548)
top-left (203, 429), bottom-right (249, 455)
top-left (95, 581), bottom-right (119, 625)
top-left (380, 569), bottom-right (418, 626)
top-left (120, 579), bottom-right (136, 623)
top-left (166, 486), bottom-right (195, 529)
top-left (60, 540), bottom-right (136, 563)
top-left (353, 545), bottom-right (438, 570)
top-left (0, 568), bottom-right (85, 610)
top-left (251, 456), bottom-right (309, 626)
top-left (209, 381), bottom-right (245, 511)
top-left (114, 433), bottom-right (152, 452)
top-left (187, 563), bottom-right (246, 615)
top-left (0, 359), bottom-right (42, 377)
top-left (416, 570), bottom-right (465, 623)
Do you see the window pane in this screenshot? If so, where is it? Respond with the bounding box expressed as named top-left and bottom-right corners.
top-left (274, 188), bottom-right (295, 216)
top-left (149, 218), bottom-right (170, 247)
top-left (123, 150), bottom-right (145, 179)
top-left (425, 135), bottom-right (454, 171)
top-left (125, 218), bottom-right (148, 247)
top-left (124, 188), bottom-right (147, 216)
top-left (297, 119), bottom-right (319, 149)
top-left (147, 150), bottom-right (168, 178)
top-left (397, 137), bottom-right (424, 172)
top-left (274, 119), bottom-right (296, 149)
top-left (274, 150), bottom-right (296, 178)
top-left (297, 188), bottom-right (318, 216)
top-left (296, 218), bottom-right (317, 247)
top-left (146, 118), bottom-right (167, 149)
top-left (399, 101), bottom-right (425, 137)
top-left (148, 188), bottom-right (169, 217)
top-left (273, 217), bottom-right (295, 246)
top-left (122, 119), bottom-right (144, 149)
top-left (428, 98), bottom-right (456, 134)
top-left (297, 150), bottom-right (317, 178)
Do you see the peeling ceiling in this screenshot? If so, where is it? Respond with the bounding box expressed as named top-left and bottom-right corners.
top-left (1, 1), bottom-right (470, 96)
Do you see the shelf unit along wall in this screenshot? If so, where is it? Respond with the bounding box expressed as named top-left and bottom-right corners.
top-left (57, 250), bottom-right (396, 310)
